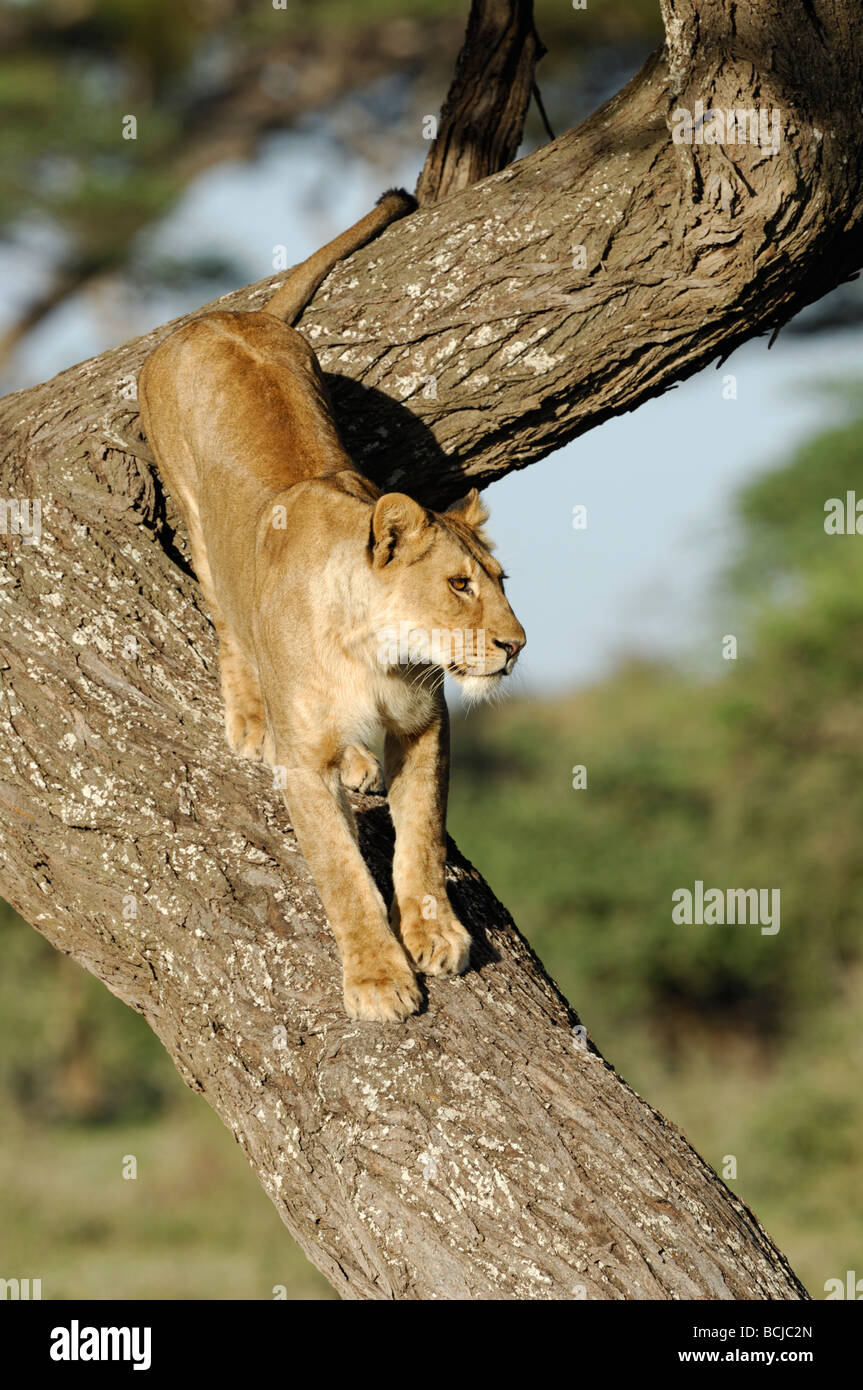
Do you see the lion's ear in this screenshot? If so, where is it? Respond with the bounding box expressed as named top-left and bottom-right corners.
top-left (446, 487), bottom-right (489, 531)
top-left (369, 492), bottom-right (430, 567)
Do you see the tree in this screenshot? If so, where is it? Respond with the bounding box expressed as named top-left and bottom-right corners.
top-left (3, 0), bottom-right (857, 1297)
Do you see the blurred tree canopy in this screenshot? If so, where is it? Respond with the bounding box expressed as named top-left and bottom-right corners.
top-left (0, 0), bottom-right (663, 360)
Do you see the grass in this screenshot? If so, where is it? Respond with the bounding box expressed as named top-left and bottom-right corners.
top-left (0, 1076), bottom-right (334, 1301)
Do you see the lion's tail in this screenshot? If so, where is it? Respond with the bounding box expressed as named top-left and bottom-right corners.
top-left (264, 188), bottom-right (417, 326)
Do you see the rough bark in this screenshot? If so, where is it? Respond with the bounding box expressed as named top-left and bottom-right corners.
top-left (3, 0), bottom-right (860, 1298)
top-left (415, 0), bottom-right (546, 205)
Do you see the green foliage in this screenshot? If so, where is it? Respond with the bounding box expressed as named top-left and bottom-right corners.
top-left (0, 900), bottom-right (174, 1125)
top-left (0, 19), bottom-right (184, 245)
top-left (451, 395), bottom-right (863, 1045)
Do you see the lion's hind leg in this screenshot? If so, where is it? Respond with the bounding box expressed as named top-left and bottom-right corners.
top-left (175, 497), bottom-right (272, 766)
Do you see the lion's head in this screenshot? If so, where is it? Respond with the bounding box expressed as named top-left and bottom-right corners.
top-left (368, 488), bottom-right (525, 702)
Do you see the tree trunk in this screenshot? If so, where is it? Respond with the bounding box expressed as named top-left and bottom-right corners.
top-left (3, 0), bottom-right (859, 1297)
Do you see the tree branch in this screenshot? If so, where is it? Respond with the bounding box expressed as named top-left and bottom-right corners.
top-left (415, 0), bottom-right (547, 205)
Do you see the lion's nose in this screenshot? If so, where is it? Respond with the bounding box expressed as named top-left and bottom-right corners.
top-left (495, 638), bottom-right (525, 660)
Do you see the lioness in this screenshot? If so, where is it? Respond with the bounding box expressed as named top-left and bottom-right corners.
top-left (138, 190), bottom-right (526, 1021)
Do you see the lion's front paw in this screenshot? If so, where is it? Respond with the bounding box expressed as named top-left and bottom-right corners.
top-left (401, 913), bottom-right (472, 978)
top-left (339, 744), bottom-right (386, 794)
top-left (343, 946), bottom-right (422, 1022)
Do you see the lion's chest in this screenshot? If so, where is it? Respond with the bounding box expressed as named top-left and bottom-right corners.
top-left (332, 667), bottom-right (438, 747)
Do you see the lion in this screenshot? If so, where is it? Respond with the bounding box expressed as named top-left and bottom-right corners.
top-left (138, 189), bottom-right (526, 1021)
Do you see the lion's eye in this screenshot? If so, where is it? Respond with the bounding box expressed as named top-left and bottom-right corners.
top-left (449, 577), bottom-right (470, 592)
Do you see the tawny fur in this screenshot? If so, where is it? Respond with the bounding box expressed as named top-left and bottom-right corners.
top-left (138, 191), bottom-right (525, 1021)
